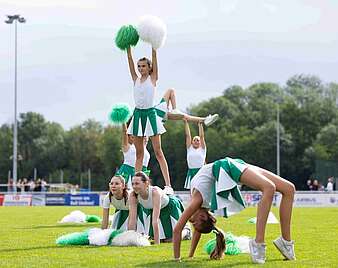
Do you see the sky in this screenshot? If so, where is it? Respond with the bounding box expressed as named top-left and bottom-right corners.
top-left (1, 0), bottom-right (338, 129)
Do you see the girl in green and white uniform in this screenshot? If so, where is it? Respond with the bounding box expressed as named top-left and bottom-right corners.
top-left (101, 175), bottom-right (147, 233)
top-left (128, 172), bottom-right (190, 244)
top-left (184, 120), bottom-right (206, 190)
top-left (173, 157), bottom-right (296, 264)
top-left (116, 123), bottom-right (150, 188)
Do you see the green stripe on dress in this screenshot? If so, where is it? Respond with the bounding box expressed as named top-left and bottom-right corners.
top-left (147, 196), bottom-right (184, 239)
top-left (210, 157), bottom-right (246, 217)
top-left (184, 168), bottom-right (200, 189)
top-left (115, 164), bottom-right (135, 185)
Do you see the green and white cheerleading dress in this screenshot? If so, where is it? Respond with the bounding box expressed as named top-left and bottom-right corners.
top-left (184, 145), bottom-right (206, 189)
top-left (127, 76), bottom-right (167, 137)
top-left (190, 157), bottom-right (247, 218)
top-left (116, 144), bottom-right (151, 188)
top-left (115, 144), bottom-right (136, 188)
top-left (138, 186), bottom-right (184, 240)
top-left (102, 192), bottom-right (147, 234)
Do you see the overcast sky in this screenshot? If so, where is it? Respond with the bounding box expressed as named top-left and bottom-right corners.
top-left (1, 0), bottom-right (337, 129)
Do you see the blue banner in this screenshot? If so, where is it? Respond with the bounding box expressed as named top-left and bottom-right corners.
top-left (65, 193), bottom-right (99, 206)
top-left (46, 193), bottom-right (66, 206)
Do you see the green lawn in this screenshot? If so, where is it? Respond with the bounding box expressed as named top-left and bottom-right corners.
top-left (0, 206), bottom-right (337, 267)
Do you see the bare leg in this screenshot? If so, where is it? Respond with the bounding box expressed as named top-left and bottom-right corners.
top-left (250, 165), bottom-right (295, 241)
top-left (150, 134), bottom-right (171, 186)
top-left (134, 136), bottom-right (144, 172)
top-left (162, 88), bottom-right (207, 122)
top-left (162, 88), bottom-right (176, 110)
top-left (240, 167), bottom-right (276, 243)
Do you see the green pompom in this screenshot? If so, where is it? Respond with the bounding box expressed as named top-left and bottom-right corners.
top-left (56, 230), bottom-right (90, 245)
top-left (115, 25), bottom-right (139, 51)
top-left (109, 103), bottom-right (132, 125)
top-left (108, 229), bottom-right (124, 244)
top-left (204, 238), bottom-right (216, 255)
top-left (203, 232), bottom-right (242, 256)
top-left (85, 215), bottom-right (102, 223)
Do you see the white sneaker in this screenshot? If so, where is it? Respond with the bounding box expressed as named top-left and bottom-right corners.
top-left (273, 236), bottom-right (296, 260)
top-left (170, 109), bottom-right (185, 116)
top-left (181, 225), bottom-right (192, 240)
top-left (249, 239), bottom-right (266, 264)
top-left (204, 114), bottom-right (219, 126)
top-left (163, 186), bottom-right (174, 195)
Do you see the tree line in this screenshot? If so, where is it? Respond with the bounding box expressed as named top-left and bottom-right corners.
top-left (1, 75), bottom-right (337, 190)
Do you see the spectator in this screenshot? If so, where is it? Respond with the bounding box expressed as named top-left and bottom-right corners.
top-left (312, 179), bottom-right (319, 191)
top-left (41, 179), bottom-right (47, 192)
top-left (326, 177), bottom-right (334, 192)
top-left (29, 179), bottom-right (35, 192)
top-left (306, 179), bottom-right (313, 191)
top-left (7, 178), bottom-right (14, 192)
top-left (23, 178), bottom-right (30, 192)
top-left (17, 179), bottom-right (22, 192)
top-left (34, 179), bottom-right (42, 192)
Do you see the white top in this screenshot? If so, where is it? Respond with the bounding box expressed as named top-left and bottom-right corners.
top-left (102, 192), bottom-right (130, 210)
top-left (187, 146), bottom-right (206, 169)
top-left (143, 147), bottom-right (150, 167)
top-left (123, 144), bottom-right (136, 167)
top-left (327, 182), bottom-right (333, 191)
top-left (137, 185), bottom-right (169, 209)
top-left (190, 163), bottom-right (214, 208)
top-left (133, 76), bottom-right (156, 109)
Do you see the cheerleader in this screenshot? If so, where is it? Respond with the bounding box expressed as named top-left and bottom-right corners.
top-left (116, 123), bottom-right (150, 188)
top-left (126, 47), bottom-right (173, 194)
top-left (159, 88), bottom-right (219, 126)
top-left (128, 171), bottom-right (190, 244)
top-left (101, 175), bottom-right (147, 233)
top-left (172, 157), bottom-right (296, 264)
top-left (184, 120), bottom-right (206, 190)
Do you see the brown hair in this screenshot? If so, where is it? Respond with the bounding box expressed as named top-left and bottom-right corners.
top-left (194, 210), bottom-right (226, 259)
top-left (138, 57), bottom-right (153, 74)
top-left (134, 171), bottom-right (150, 183)
top-left (108, 175), bottom-right (129, 206)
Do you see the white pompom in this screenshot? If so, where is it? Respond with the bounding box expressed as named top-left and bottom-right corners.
top-left (137, 15), bottom-right (167, 49)
top-left (88, 228), bottom-right (113, 246)
top-left (110, 231), bottom-right (151, 247)
top-left (59, 210), bottom-right (86, 223)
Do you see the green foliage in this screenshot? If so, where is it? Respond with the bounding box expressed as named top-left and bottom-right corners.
top-left (1, 75), bottom-right (338, 189)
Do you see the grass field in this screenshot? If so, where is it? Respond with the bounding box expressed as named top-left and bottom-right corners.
top-left (0, 206), bottom-right (337, 268)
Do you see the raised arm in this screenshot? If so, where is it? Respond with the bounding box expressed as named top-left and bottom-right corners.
top-left (198, 122), bottom-right (206, 149)
top-left (150, 48), bottom-right (158, 82)
top-left (121, 123), bottom-right (130, 152)
top-left (127, 192), bottom-right (138, 231)
top-left (101, 208), bottom-right (109, 229)
top-left (127, 47), bottom-right (138, 82)
top-left (151, 188), bottom-right (161, 244)
top-left (184, 119), bottom-right (192, 148)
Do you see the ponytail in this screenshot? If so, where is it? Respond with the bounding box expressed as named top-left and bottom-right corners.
top-left (210, 226), bottom-right (226, 260)
top-left (122, 187), bottom-right (129, 205)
